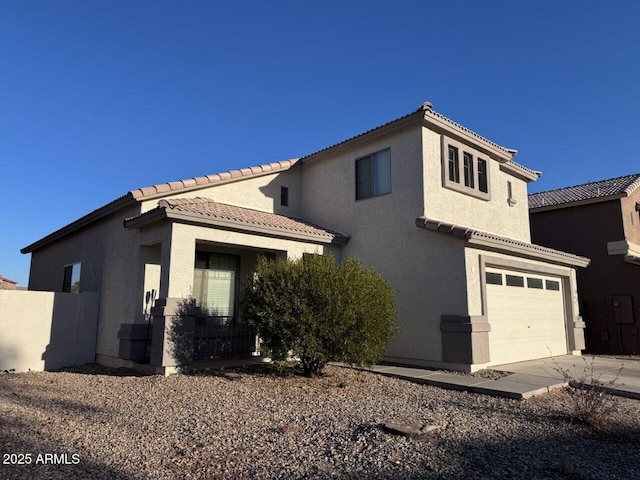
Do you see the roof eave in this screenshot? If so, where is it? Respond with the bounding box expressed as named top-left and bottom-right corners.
top-left (125, 207), bottom-right (349, 246)
top-left (499, 162), bottom-right (542, 182)
top-left (415, 216), bottom-right (590, 268)
top-left (21, 194), bottom-right (138, 254)
top-left (131, 160), bottom-right (301, 202)
top-left (422, 111), bottom-right (515, 162)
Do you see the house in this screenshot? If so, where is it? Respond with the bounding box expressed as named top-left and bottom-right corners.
top-left (529, 174), bottom-right (640, 354)
top-left (21, 102), bottom-right (589, 374)
top-left (0, 275), bottom-right (18, 290)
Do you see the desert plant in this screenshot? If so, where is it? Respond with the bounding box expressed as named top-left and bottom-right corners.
top-left (240, 254), bottom-right (397, 377)
top-left (549, 356), bottom-right (622, 429)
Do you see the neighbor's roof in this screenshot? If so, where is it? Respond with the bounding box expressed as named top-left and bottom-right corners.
top-left (529, 173), bottom-right (640, 211)
top-left (415, 216), bottom-right (590, 268)
top-left (0, 275), bottom-right (17, 285)
top-left (124, 197), bottom-right (350, 245)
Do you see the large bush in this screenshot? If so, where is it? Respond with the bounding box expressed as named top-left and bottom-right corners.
top-left (240, 254), bottom-right (397, 377)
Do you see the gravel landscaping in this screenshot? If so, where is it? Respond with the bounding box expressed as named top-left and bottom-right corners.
top-left (1, 363), bottom-right (639, 479)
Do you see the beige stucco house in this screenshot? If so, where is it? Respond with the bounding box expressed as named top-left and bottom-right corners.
top-left (22, 102), bottom-right (589, 373)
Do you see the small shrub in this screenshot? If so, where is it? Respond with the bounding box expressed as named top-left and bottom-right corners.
top-left (550, 356), bottom-right (622, 429)
top-left (240, 254), bottom-right (397, 377)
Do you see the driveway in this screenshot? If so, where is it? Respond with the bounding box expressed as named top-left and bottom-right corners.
top-left (492, 355), bottom-right (640, 400)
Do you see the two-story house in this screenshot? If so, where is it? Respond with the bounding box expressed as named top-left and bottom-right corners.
top-left (529, 174), bottom-right (640, 354)
top-left (21, 102), bottom-right (589, 373)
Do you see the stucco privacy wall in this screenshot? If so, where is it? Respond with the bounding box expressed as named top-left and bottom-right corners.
top-left (0, 290), bottom-right (100, 372)
top-left (28, 204), bottom-right (148, 361)
top-left (421, 128), bottom-right (532, 243)
top-left (140, 168), bottom-right (303, 217)
top-left (299, 125), bottom-right (468, 365)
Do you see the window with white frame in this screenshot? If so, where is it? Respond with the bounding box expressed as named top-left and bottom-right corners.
top-left (355, 148), bottom-right (391, 200)
top-left (442, 137), bottom-right (491, 200)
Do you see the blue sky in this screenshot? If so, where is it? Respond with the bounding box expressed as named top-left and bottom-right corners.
top-left (1, 1), bottom-right (639, 287)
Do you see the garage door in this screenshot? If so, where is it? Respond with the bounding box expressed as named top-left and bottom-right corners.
top-left (485, 268), bottom-right (567, 366)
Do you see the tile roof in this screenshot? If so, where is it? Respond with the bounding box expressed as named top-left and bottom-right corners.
top-left (301, 102), bottom-right (517, 162)
top-left (415, 217), bottom-right (590, 267)
top-left (129, 197), bottom-right (350, 244)
top-left (529, 173), bottom-right (640, 209)
top-left (129, 159), bottom-right (299, 200)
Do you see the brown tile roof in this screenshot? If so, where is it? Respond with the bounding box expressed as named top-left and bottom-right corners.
top-left (129, 159), bottom-right (299, 200)
top-left (126, 197), bottom-right (350, 244)
top-left (529, 173), bottom-right (640, 209)
top-left (415, 217), bottom-right (590, 267)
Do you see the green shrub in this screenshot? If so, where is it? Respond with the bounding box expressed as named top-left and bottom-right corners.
top-left (240, 254), bottom-right (397, 377)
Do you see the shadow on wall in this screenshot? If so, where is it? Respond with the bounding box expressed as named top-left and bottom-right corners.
top-left (164, 298), bottom-right (198, 368)
top-left (42, 292), bottom-right (100, 371)
top-left (0, 290), bottom-right (100, 373)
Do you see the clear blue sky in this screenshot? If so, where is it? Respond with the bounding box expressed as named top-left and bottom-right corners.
top-left (1, 1), bottom-right (639, 287)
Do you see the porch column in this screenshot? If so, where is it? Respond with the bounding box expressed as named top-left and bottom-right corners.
top-left (149, 297), bottom-right (200, 374)
top-left (158, 224), bottom-right (197, 300)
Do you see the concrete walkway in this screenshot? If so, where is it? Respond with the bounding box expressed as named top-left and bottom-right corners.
top-left (352, 356), bottom-right (640, 400)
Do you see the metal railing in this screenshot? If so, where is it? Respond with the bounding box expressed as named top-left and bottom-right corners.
top-left (193, 315), bottom-right (258, 360)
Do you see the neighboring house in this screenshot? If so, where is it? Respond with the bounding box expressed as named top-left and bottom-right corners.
top-left (0, 275), bottom-right (18, 290)
top-left (529, 174), bottom-right (640, 355)
top-left (21, 102), bottom-right (589, 374)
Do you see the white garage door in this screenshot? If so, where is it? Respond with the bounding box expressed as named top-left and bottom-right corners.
top-left (486, 268), bottom-right (567, 366)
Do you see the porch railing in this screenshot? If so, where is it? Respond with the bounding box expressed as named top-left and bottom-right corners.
top-left (193, 315), bottom-right (258, 360)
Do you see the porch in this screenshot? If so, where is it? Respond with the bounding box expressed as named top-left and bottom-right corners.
top-left (119, 197), bottom-right (349, 374)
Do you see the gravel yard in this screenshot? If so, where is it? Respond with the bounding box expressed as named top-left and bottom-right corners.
top-left (1, 364), bottom-right (639, 480)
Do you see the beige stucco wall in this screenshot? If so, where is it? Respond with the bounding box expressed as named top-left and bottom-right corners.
top-left (300, 125), bottom-right (469, 365)
top-left (28, 204), bottom-right (148, 360)
top-left (0, 290), bottom-right (100, 372)
top-left (621, 188), bottom-right (640, 245)
top-left (140, 168), bottom-right (303, 217)
top-left (422, 128), bottom-right (532, 242)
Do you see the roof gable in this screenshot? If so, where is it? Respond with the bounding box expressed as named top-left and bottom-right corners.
top-left (529, 173), bottom-right (640, 210)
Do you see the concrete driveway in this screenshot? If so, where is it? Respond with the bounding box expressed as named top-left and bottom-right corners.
top-left (347, 355), bottom-right (640, 400)
top-left (491, 355), bottom-right (640, 400)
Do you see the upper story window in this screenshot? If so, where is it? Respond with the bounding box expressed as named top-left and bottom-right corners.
top-left (280, 186), bottom-right (289, 207)
top-left (356, 148), bottom-right (391, 200)
top-left (442, 137), bottom-right (491, 201)
top-left (63, 263), bottom-right (81, 293)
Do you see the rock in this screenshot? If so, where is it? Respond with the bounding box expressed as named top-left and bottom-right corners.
top-left (382, 422), bottom-right (443, 441)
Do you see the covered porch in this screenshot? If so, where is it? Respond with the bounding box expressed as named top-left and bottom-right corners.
top-left (120, 197), bottom-right (349, 374)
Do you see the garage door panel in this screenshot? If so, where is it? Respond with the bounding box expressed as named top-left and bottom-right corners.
top-left (486, 268), bottom-right (567, 365)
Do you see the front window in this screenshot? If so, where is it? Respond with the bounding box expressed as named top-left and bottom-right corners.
top-left (63, 263), bottom-right (81, 293)
top-left (448, 146), bottom-right (460, 183)
top-left (442, 136), bottom-right (491, 200)
top-left (477, 158), bottom-right (488, 193)
top-left (463, 152), bottom-right (474, 188)
top-left (356, 148), bottom-right (391, 200)
top-left (193, 253), bottom-right (239, 318)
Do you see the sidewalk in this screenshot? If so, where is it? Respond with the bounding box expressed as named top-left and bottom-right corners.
top-left (347, 355), bottom-right (640, 400)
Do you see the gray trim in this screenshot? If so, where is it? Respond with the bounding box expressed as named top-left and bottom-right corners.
top-left (499, 162), bottom-right (541, 182)
top-left (440, 315), bottom-right (491, 364)
top-left (125, 207), bottom-right (350, 245)
top-left (415, 216), bottom-right (590, 268)
top-left (441, 136), bottom-right (492, 201)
